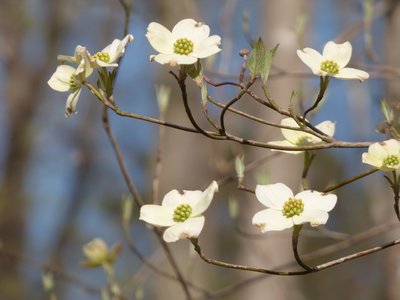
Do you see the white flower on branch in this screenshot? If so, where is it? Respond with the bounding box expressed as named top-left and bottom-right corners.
top-left (47, 64), bottom-right (88, 117)
top-left (139, 181), bottom-right (218, 242)
top-left (362, 139), bottom-right (400, 172)
top-left (91, 34), bottom-right (134, 67)
top-left (146, 18), bottom-right (221, 66)
top-left (268, 118), bottom-right (335, 154)
top-left (252, 183), bottom-right (337, 233)
top-left (297, 41), bottom-right (369, 81)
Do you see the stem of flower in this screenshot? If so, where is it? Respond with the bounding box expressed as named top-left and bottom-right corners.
top-left (220, 79), bottom-right (254, 134)
top-left (170, 70), bottom-right (225, 140)
top-left (390, 171), bottom-right (400, 222)
top-left (302, 76), bottom-right (330, 121)
top-left (292, 225), bottom-right (315, 271)
top-left (302, 151), bottom-right (316, 190)
top-left (322, 168), bottom-right (379, 193)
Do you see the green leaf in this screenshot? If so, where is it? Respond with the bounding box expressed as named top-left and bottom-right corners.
top-left (381, 98), bottom-right (394, 123)
top-left (263, 43), bottom-right (279, 82)
top-left (248, 38), bottom-right (266, 78)
top-left (248, 38), bottom-right (279, 83)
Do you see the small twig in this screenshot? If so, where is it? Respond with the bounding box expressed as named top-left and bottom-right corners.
top-left (102, 107), bottom-right (144, 206)
top-left (190, 238), bottom-right (310, 276)
top-left (152, 117), bottom-right (165, 204)
top-left (220, 79), bottom-right (254, 134)
top-left (191, 234), bottom-right (400, 276)
top-left (323, 168), bottom-right (379, 193)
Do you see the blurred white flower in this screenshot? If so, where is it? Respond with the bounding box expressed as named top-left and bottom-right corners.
top-left (81, 238), bottom-right (122, 268)
top-left (252, 183), bottom-right (337, 233)
top-left (362, 139), bottom-right (400, 171)
top-left (146, 18), bottom-right (221, 66)
top-left (47, 64), bottom-right (87, 116)
top-left (91, 34), bottom-right (134, 67)
top-left (268, 118), bottom-right (335, 154)
top-left (139, 181), bottom-right (218, 242)
top-left (297, 41), bottom-right (369, 81)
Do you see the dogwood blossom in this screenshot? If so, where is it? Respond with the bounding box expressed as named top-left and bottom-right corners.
top-left (139, 181), bottom-right (218, 242)
top-left (146, 18), bottom-right (221, 66)
top-left (362, 139), bottom-right (400, 171)
top-left (47, 64), bottom-right (88, 116)
top-left (91, 34), bottom-right (134, 67)
top-left (297, 41), bottom-right (369, 81)
top-left (252, 183), bottom-right (337, 233)
top-left (268, 118), bottom-right (335, 154)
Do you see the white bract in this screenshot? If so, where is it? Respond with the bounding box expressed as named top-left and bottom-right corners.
top-left (47, 64), bottom-right (88, 116)
top-left (362, 139), bottom-right (400, 172)
top-left (268, 118), bottom-right (335, 154)
top-left (297, 41), bottom-right (369, 81)
top-left (139, 181), bottom-right (218, 242)
top-left (252, 183), bottom-right (337, 233)
top-left (146, 18), bottom-right (221, 66)
top-left (91, 34), bottom-right (134, 67)
top-left (57, 45), bottom-right (93, 77)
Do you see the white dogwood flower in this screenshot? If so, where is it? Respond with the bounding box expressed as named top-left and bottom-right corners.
top-left (252, 183), bottom-right (337, 233)
top-left (146, 18), bottom-right (221, 66)
top-left (91, 34), bottom-right (134, 67)
top-left (48, 64), bottom-right (88, 116)
top-left (362, 139), bottom-right (400, 172)
top-left (139, 181), bottom-right (218, 242)
top-left (268, 118), bottom-right (335, 154)
top-left (297, 41), bottom-right (369, 81)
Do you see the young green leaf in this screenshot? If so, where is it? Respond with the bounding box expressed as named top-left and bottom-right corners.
top-left (249, 38), bottom-right (279, 83)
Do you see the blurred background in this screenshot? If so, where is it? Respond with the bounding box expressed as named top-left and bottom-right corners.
top-left (1, 0), bottom-right (400, 299)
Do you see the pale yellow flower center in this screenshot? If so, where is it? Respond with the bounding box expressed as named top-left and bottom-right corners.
top-left (93, 52), bottom-right (110, 63)
top-left (383, 155), bottom-right (400, 167)
top-left (173, 204), bottom-right (192, 222)
top-left (173, 38), bottom-right (194, 55)
top-left (282, 198), bottom-right (304, 218)
top-left (321, 60), bottom-right (340, 75)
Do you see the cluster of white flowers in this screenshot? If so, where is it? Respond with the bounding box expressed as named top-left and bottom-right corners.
top-left (138, 180), bottom-right (337, 242)
top-left (50, 19), bottom-right (400, 244)
top-left (48, 35), bottom-right (133, 116)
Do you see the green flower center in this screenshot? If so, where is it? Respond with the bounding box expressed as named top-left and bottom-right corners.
top-left (383, 155), bottom-right (400, 167)
top-left (320, 60), bottom-right (340, 75)
top-left (282, 198), bottom-right (304, 218)
top-left (93, 52), bottom-right (110, 63)
top-left (295, 136), bottom-right (311, 146)
top-left (173, 204), bottom-right (192, 222)
top-left (173, 38), bottom-right (194, 55)
top-left (69, 75), bottom-right (79, 89)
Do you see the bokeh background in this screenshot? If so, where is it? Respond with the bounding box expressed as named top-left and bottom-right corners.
top-left (1, 0), bottom-right (400, 299)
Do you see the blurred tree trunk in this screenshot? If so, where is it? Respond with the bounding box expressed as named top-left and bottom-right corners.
top-left (242, 1), bottom-right (308, 299)
top-left (383, 1), bottom-right (400, 299)
top-left (0, 1), bottom-right (61, 298)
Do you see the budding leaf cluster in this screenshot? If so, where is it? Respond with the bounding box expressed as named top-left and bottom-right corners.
top-left (249, 38), bottom-right (279, 83)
